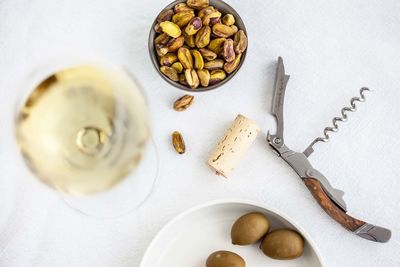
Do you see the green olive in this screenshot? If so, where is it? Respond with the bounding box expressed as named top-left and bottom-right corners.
top-left (231, 212), bottom-right (270, 245)
top-left (260, 229), bottom-right (304, 260)
top-left (206, 250), bottom-right (245, 267)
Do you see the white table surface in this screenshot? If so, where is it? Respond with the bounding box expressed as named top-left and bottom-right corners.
top-left (1, 0), bottom-right (399, 266)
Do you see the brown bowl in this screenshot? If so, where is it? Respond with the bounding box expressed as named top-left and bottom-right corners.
top-left (148, 0), bottom-right (248, 92)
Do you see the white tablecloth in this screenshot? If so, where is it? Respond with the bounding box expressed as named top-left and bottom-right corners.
top-left (1, 0), bottom-right (399, 266)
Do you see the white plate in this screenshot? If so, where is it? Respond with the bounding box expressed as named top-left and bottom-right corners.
top-left (140, 199), bottom-right (325, 267)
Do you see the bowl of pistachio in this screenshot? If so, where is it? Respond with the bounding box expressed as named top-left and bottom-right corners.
top-left (148, 0), bottom-right (248, 92)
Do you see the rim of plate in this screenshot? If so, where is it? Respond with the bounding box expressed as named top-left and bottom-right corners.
top-left (140, 198), bottom-right (326, 267)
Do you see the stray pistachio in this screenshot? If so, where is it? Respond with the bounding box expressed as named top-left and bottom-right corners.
top-left (212, 23), bottom-right (236, 38)
top-left (223, 39), bottom-right (235, 63)
top-left (222, 14), bottom-right (235, 26)
top-left (197, 69), bottom-right (210, 87)
top-left (160, 66), bottom-right (179, 82)
top-left (173, 95), bottom-right (194, 111)
top-left (172, 11), bottom-right (195, 28)
top-left (185, 17), bottom-right (203, 35)
top-left (224, 53), bottom-right (242, 74)
top-left (204, 59), bottom-right (224, 70)
top-left (160, 21), bottom-right (182, 38)
top-left (233, 30), bottom-right (247, 54)
top-left (155, 44), bottom-right (168, 57)
top-left (184, 32), bottom-right (196, 47)
top-left (171, 62), bottom-right (184, 73)
top-left (174, 3), bottom-right (194, 13)
top-left (178, 47), bottom-right (193, 69)
top-left (195, 26), bottom-right (211, 48)
top-left (209, 69), bottom-right (226, 85)
top-left (160, 53), bottom-right (178, 66)
top-left (167, 36), bottom-right (185, 52)
top-left (207, 38), bottom-right (226, 54)
top-left (185, 69), bottom-right (200, 89)
top-left (186, 0), bottom-right (210, 10)
top-left (157, 9), bottom-right (174, 23)
top-left (199, 48), bottom-right (217, 61)
top-left (155, 33), bottom-right (171, 45)
top-left (172, 131), bottom-right (185, 154)
top-left (191, 49), bottom-right (204, 69)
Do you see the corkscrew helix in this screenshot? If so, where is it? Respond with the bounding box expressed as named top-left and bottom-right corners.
top-left (303, 87), bottom-right (370, 157)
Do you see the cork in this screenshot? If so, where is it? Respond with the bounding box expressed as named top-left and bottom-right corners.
top-left (207, 114), bottom-right (260, 177)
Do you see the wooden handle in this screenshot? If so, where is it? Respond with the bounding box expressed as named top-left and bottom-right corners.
top-left (304, 178), bottom-right (365, 231)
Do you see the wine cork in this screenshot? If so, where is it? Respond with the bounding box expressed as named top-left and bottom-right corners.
top-left (207, 114), bottom-right (260, 177)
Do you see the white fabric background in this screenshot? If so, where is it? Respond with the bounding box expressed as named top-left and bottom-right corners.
top-left (1, 0), bottom-right (399, 266)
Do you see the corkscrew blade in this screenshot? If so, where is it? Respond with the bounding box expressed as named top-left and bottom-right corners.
top-left (303, 87), bottom-right (370, 157)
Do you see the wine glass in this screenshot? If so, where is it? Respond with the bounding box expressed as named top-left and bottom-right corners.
top-left (14, 58), bottom-right (159, 217)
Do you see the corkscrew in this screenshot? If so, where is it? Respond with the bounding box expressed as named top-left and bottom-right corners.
top-left (266, 57), bottom-right (391, 242)
top-left (303, 87), bottom-right (370, 157)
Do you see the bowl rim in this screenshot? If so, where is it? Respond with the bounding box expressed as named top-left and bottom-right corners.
top-left (148, 0), bottom-right (248, 93)
top-left (140, 198), bottom-right (326, 267)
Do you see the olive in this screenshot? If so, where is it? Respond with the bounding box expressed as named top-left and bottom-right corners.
top-left (206, 250), bottom-right (245, 267)
top-left (231, 212), bottom-right (270, 245)
top-left (260, 229), bottom-right (304, 260)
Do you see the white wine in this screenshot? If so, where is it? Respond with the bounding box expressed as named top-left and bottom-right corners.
top-left (16, 65), bottom-right (150, 195)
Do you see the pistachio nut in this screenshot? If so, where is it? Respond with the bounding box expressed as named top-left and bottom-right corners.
top-left (202, 11), bottom-right (221, 26)
top-left (167, 36), bottom-right (185, 52)
top-left (177, 47), bottom-right (193, 69)
top-left (185, 17), bottom-right (203, 35)
top-left (157, 9), bottom-right (174, 23)
top-left (209, 17), bottom-right (221, 26)
top-left (222, 14), bottom-right (235, 26)
top-left (160, 66), bottom-right (179, 82)
top-left (185, 69), bottom-right (200, 89)
top-left (173, 95), bottom-right (194, 111)
top-left (231, 25), bottom-right (238, 34)
top-left (197, 69), bottom-right (210, 87)
top-left (160, 21), bottom-right (182, 38)
top-left (155, 44), bottom-right (168, 57)
top-left (199, 48), bottom-right (217, 61)
top-left (209, 69), bottom-right (226, 85)
top-left (160, 53), bottom-right (178, 66)
top-left (195, 26), bottom-right (211, 48)
top-left (179, 73), bottom-right (188, 85)
top-left (171, 62), bottom-right (184, 73)
top-left (223, 39), bottom-right (235, 63)
top-left (224, 53), bottom-right (242, 74)
top-left (233, 30), bottom-right (248, 54)
top-left (174, 3), bottom-right (194, 13)
top-left (198, 6), bottom-right (215, 19)
top-left (212, 23), bottom-right (236, 38)
top-left (172, 131), bottom-right (185, 154)
top-left (207, 38), bottom-right (226, 54)
top-left (184, 32), bottom-right (196, 47)
top-left (191, 49), bottom-right (204, 69)
top-left (154, 23), bottom-right (162, 33)
top-left (186, 0), bottom-right (210, 10)
top-left (172, 11), bottom-right (195, 28)
top-left (204, 59), bottom-right (224, 70)
top-left (155, 33), bottom-right (171, 45)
